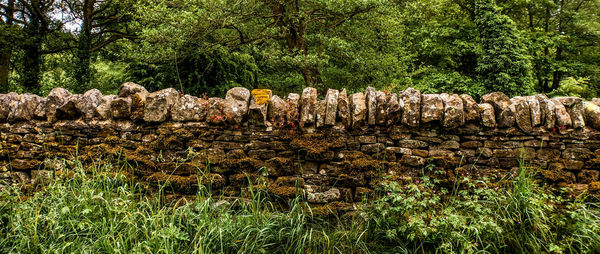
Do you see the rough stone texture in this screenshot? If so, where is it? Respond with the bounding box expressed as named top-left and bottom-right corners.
top-left (325, 89), bottom-right (339, 126)
top-left (400, 88), bottom-right (421, 127)
top-left (77, 89), bottom-right (103, 119)
top-left (555, 97), bottom-right (585, 129)
top-left (337, 89), bottom-right (351, 128)
top-left (300, 87), bottom-right (317, 127)
top-left (248, 89), bottom-right (272, 126)
top-left (375, 91), bottom-right (387, 125)
top-left (584, 102), bottom-right (600, 129)
top-left (315, 100), bottom-right (327, 128)
top-left (365, 87), bottom-right (377, 125)
top-left (118, 82), bottom-right (147, 98)
top-left (286, 93), bottom-right (301, 125)
top-left (110, 97), bottom-right (132, 120)
top-left (441, 93), bottom-right (465, 128)
top-left (386, 93), bottom-right (401, 125)
top-left (3, 85), bottom-right (600, 210)
top-left (482, 92), bottom-right (515, 128)
top-left (96, 95), bottom-right (116, 120)
top-left (421, 94), bottom-right (443, 123)
top-left (45, 87), bottom-right (72, 122)
top-left (460, 94), bottom-right (480, 122)
top-left (268, 95), bottom-right (286, 125)
top-left (172, 95), bottom-right (207, 122)
top-left (207, 97), bottom-right (227, 124)
top-left (552, 99), bottom-right (573, 128)
top-left (527, 96), bottom-right (542, 127)
top-left (479, 103), bottom-right (496, 128)
top-left (8, 93), bottom-right (43, 122)
top-left (350, 92), bottom-right (366, 128)
top-left (130, 91), bottom-right (149, 122)
top-left (0, 93), bottom-right (18, 122)
top-left (224, 87), bottom-right (251, 124)
top-left (511, 97), bottom-right (533, 133)
top-left (145, 88), bottom-right (179, 123)
top-left (536, 94), bottom-right (557, 129)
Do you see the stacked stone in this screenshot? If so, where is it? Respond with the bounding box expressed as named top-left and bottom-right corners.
top-left (2, 83), bottom-right (600, 210)
top-left (1, 83), bottom-right (599, 133)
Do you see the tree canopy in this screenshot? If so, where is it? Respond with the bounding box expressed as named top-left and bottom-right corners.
top-left (0, 0), bottom-right (599, 98)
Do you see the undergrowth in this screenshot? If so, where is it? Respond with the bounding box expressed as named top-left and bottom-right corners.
top-left (0, 159), bottom-right (599, 253)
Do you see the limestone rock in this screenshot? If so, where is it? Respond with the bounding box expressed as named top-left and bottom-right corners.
top-left (248, 89), bottom-right (272, 126)
top-left (222, 87), bottom-right (250, 124)
top-left (96, 95), bottom-right (116, 120)
top-left (130, 91), bottom-right (149, 121)
top-left (421, 94), bottom-right (443, 123)
top-left (325, 89), bottom-right (339, 126)
top-left (441, 93), bottom-right (465, 128)
top-left (337, 89), bottom-right (351, 128)
top-left (110, 97), bottom-right (132, 120)
top-left (207, 97), bottom-right (227, 124)
top-left (172, 95), bottom-right (207, 122)
top-left (555, 97), bottom-right (585, 128)
top-left (315, 100), bottom-right (326, 128)
top-left (285, 93), bottom-right (300, 125)
top-left (76, 89), bottom-right (103, 119)
top-left (510, 97), bottom-right (533, 133)
top-left (0, 92), bottom-right (18, 122)
top-left (268, 95), bottom-right (286, 125)
top-left (307, 187), bottom-right (341, 203)
top-left (386, 93), bottom-right (402, 125)
top-left (8, 93), bottom-right (43, 122)
top-left (551, 98), bottom-right (573, 128)
top-left (55, 95), bottom-right (81, 120)
top-left (365, 87), bottom-right (377, 125)
top-left (593, 98), bottom-right (600, 107)
top-left (584, 102), bottom-right (600, 129)
top-left (375, 91), bottom-right (387, 125)
top-left (400, 87), bottom-right (421, 127)
top-left (535, 94), bottom-right (556, 129)
top-left (144, 88), bottom-right (179, 122)
top-left (481, 92), bottom-right (515, 128)
top-left (118, 82), bottom-right (147, 97)
top-left (460, 94), bottom-right (480, 122)
top-left (526, 96), bottom-right (542, 127)
top-left (478, 103), bottom-right (496, 128)
top-left (45, 87), bottom-right (72, 122)
top-left (300, 87), bottom-right (317, 127)
top-left (350, 92), bottom-right (366, 128)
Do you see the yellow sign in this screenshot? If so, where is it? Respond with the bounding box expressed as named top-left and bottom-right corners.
top-left (251, 89), bottom-right (272, 105)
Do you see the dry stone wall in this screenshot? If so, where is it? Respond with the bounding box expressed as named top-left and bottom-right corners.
top-left (2, 83), bottom-right (600, 208)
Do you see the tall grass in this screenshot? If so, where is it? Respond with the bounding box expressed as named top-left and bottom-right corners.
top-left (0, 160), bottom-right (368, 254)
top-left (1, 159), bottom-right (600, 253)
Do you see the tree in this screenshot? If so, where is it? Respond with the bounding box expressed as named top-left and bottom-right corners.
top-left (131, 0), bottom-right (381, 94)
top-left (63, 0), bottom-right (135, 92)
top-left (475, 0), bottom-right (533, 96)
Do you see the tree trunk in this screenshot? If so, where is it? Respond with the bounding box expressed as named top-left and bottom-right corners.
top-left (551, 47), bottom-right (563, 91)
top-left (267, 0), bottom-right (323, 89)
top-left (22, 20), bottom-right (43, 94)
top-left (75, 0), bottom-right (94, 93)
top-left (0, 53), bottom-right (10, 93)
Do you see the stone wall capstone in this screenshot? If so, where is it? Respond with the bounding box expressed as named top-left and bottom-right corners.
top-left (2, 84), bottom-right (600, 210)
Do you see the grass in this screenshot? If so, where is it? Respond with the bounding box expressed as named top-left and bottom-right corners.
top-left (1, 159), bottom-right (600, 253)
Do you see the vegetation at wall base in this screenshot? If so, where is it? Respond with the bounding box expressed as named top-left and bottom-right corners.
top-left (1, 159), bottom-right (600, 253)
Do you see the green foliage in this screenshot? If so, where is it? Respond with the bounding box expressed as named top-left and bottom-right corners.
top-left (367, 164), bottom-right (600, 253)
top-left (548, 77), bottom-right (597, 99)
top-left (475, 0), bottom-right (534, 97)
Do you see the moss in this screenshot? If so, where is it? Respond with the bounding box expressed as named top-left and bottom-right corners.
top-left (146, 172), bottom-right (198, 194)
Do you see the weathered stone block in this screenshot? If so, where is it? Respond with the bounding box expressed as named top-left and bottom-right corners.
top-left (144, 88), bottom-right (179, 122)
top-left (325, 89), bottom-right (339, 126)
top-left (350, 92), bottom-right (366, 128)
top-left (300, 87), bottom-right (317, 127)
top-left (481, 92), bottom-right (515, 128)
top-left (421, 94), bottom-right (443, 123)
top-left (400, 88), bottom-right (421, 127)
top-left (441, 93), bottom-right (465, 128)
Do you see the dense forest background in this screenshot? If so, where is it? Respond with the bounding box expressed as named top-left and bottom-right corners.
top-left (0, 0), bottom-right (598, 99)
